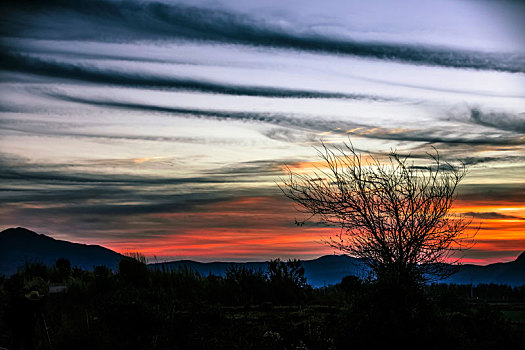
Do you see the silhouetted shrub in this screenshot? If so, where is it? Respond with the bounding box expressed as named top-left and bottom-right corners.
top-left (93, 265), bottom-right (114, 293)
top-left (225, 264), bottom-right (268, 304)
top-left (118, 257), bottom-right (150, 288)
top-left (339, 275), bottom-right (362, 293)
top-left (54, 257), bottom-right (71, 281)
top-left (267, 258), bottom-right (310, 303)
top-left (19, 261), bottom-right (48, 279)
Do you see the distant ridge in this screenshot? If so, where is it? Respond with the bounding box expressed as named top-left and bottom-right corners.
top-left (1, 227), bottom-right (523, 287)
top-left (152, 253), bottom-right (525, 287)
top-left (0, 227), bottom-right (124, 275)
top-left (442, 252), bottom-right (525, 286)
top-left (152, 254), bottom-right (368, 288)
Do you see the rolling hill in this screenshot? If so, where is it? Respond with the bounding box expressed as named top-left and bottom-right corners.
top-left (443, 251), bottom-right (525, 286)
top-left (1, 227), bottom-right (523, 287)
top-left (151, 254), bottom-right (369, 288)
top-left (0, 227), bottom-right (124, 275)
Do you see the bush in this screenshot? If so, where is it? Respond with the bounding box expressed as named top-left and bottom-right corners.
top-left (118, 257), bottom-right (149, 288)
top-left (267, 258), bottom-right (310, 303)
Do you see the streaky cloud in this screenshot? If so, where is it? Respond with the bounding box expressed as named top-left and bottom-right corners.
top-left (346, 125), bottom-right (525, 147)
top-left (459, 155), bottom-right (525, 166)
top-left (0, 159), bottom-right (250, 186)
top-left (458, 184), bottom-right (525, 204)
top-left (1, 52), bottom-right (377, 99)
top-left (464, 212), bottom-right (524, 220)
top-left (470, 108), bottom-right (525, 134)
top-left (0, 122), bottom-right (249, 145)
top-left (41, 92), bottom-right (365, 133)
top-left (1, 0), bottom-right (523, 73)
top-left (39, 92), bottom-right (525, 147)
top-left (0, 155), bottom-right (280, 218)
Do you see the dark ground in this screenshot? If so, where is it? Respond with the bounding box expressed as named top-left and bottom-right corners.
top-left (1, 258), bottom-right (524, 350)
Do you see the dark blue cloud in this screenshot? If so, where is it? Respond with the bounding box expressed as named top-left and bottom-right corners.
top-left (1, 0), bottom-right (523, 73)
top-left (39, 92), bottom-right (366, 132)
top-left (1, 52), bottom-right (376, 99)
top-left (470, 108), bottom-right (525, 134)
top-left (0, 155), bottom-right (281, 218)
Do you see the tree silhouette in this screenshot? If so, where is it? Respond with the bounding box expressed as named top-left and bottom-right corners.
top-left (267, 258), bottom-right (309, 303)
top-left (267, 258), bottom-right (308, 289)
top-left (280, 142), bottom-right (475, 286)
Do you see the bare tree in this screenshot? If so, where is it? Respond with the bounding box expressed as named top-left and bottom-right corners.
top-left (280, 142), bottom-right (475, 285)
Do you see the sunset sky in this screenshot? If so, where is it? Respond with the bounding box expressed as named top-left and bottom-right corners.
top-left (1, 0), bottom-right (524, 264)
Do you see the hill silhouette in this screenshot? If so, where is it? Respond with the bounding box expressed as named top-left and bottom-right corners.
top-left (1, 227), bottom-right (523, 286)
top-left (443, 252), bottom-right (525, 286)
top-left (154, 254), bottom-right (525, 287)
top-left (0, 227), bottom-right (124, 275)
top-left (152, 254), bottom-right (368, 288)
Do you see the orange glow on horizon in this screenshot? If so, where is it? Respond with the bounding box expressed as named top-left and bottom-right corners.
top-left (54, 195), bottom-right (523, 265)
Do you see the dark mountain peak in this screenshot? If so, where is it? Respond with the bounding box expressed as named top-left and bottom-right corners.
top-left (0, 227), bottom-right (124, 276)
top-left (308, 254), bottom-right (364, 266)
top-left (1, 227), bottom-right (55, 243)
top-left (313, 254), bottom-right (350, 261)
top-left (515, 251), bottom-right (525, 263)
top-left (2, 226), bottom-right (43, 237)
top-left (1, 227), bottom-right (105, 251)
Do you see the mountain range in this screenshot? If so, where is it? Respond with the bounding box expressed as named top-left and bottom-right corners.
top-left (1, 227), bottom-right (523, 287)
top-left (150, 254), bottom-right (368, 288)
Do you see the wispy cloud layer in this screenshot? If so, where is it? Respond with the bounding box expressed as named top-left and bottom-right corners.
top-left (2, 52), bottom-right (384, 100)
top-left (469, 108), bottom-right (525, 134)
top-left (3, 0), bottom-right (524, 72)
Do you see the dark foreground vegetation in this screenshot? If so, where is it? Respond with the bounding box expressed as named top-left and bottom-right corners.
top-left (1, 257), bottom-right (524, 350)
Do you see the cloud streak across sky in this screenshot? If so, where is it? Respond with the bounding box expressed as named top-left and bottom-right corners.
top-left (3, 0), bottom-right (525, 72)
top-left (1, 0), bottom-right (524, 263)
